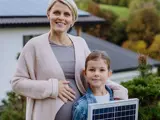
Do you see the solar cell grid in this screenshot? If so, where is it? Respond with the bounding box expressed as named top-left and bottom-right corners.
top-left (88, 99), bottom-right (139, 120)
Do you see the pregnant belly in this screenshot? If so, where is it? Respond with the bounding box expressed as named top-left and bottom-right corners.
top-left (55, 79), bottom-right (81, 120)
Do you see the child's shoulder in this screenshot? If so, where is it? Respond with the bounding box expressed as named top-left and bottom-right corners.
top-left (72, 95), bottom-right (89, 120)
top-left (73, 94), bottom-right (88, 109)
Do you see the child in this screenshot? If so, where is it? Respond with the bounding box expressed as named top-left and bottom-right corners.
top-left (72, 50), bottom-right (114, 120)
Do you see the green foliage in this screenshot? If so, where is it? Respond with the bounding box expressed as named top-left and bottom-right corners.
top-left (75, 0), bottom-right (91, 11)
top-left (93, 0), bottom-right (133, 7)
top-left (100, 4), bottom-right (129, 20)
top-left (0, 92), bottom-right (26, 120)
top-left (129, 0), bottom-right (160, 13)
top-left (122, 40), bottom-right (147, 53)
top-left (127, 6), bottom-right (160, 46)
top-left (148, 34), bottom-right (160, 60)
top-left (106, 20), bottom-right (128, 45)
top-left (97, 8), bottom-right (118, 24)
top-left (76, 0), bottom-right (129, 45)
top-left (122, 75), bottom-right (160, 119)
top-left (82, 2), bottom-right (128, 45)
top-left (121, 56), bottom-right (160, 119)
top-left (88, 1), bottom-right (101, 15)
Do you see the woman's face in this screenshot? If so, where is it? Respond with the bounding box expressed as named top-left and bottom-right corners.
top-left (47, 1), bottom-right (74, 33)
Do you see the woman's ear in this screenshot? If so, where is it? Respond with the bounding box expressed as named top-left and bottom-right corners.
top-left (47, 11), bottom-right (50, 20)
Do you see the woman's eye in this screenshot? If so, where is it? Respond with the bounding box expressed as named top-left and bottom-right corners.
top-left (64, 12), bottom-right (70, 17)
top-left (53, 11), bottom-right (60, 15)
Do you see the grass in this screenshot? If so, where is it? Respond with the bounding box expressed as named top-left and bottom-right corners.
top-left (100, 4), bottom-right (129, 20)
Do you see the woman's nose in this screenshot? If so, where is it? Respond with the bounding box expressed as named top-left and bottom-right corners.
top-left (58, 14), bottom-right (65, 20)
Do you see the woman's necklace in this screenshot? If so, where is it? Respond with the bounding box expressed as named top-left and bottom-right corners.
top-left (52, 39), bottom-right (72, 46)
top-left (49, 34), bottom-right (73, 46)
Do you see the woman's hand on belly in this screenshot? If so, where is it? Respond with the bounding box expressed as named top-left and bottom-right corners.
top-left (58, 80), bottom-right (76, 103)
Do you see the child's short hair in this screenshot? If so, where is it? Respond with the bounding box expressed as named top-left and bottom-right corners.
top-left (85, 50), bottom-right (111, 70)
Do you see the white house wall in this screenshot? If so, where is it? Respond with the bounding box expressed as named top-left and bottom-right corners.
top-left (0, 27), bottom-right (49, 105)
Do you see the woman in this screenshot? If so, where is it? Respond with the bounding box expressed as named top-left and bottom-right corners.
top-left (11, 0), bottom-right (128, 120)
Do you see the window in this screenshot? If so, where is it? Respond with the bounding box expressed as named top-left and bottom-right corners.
top-left (23, 34), bottom-right (40, 46)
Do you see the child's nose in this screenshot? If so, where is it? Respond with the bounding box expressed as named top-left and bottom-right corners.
top-left (94, 70), bottom-right (100, 76)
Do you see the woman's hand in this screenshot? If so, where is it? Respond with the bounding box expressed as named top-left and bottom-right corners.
top-left (58, 80), bottom-right (76, 103)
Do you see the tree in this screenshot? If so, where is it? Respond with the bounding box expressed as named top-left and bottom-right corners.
top-left (129, 0), bottom-right (160, 12)
top-left (0, 92), bottom-right (26, 120)
top-left (148, 34), bottom-right (160, 60)
top-left (122, 40), bottom-right (147, 54)
top-left (75, 0), bottom-right (92, 11)
top-left (106, 19), bottom-right (128, 45)
top-left (127, 0), bottom-right (160, 46)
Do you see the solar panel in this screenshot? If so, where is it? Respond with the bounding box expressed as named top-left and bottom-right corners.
top-left (88, 98), bottom-right (139, 120)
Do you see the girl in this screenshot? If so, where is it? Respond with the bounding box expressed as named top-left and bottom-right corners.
top-left (72, 50), bottom-right (127, 120)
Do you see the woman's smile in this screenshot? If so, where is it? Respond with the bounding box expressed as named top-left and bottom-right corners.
top-left (48, 2), bottom-right (73, 33)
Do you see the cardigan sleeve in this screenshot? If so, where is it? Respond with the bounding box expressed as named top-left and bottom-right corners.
top-left (11, 40), bottom-right (58, 99)
top-left (106, 79), bottom-right (128, 100)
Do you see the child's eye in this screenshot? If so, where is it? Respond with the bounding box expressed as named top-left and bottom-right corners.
top-left (100, 69), bottom-right (106, 72)
top-left (89, 69), bottom-right (95, 72)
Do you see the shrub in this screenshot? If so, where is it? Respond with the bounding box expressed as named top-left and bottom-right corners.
top-left (122, 75), bottom-right (160, 120)
top-left (121, 54), bottom-right (160, 119)
top-left (122, 40), bottom-right (147, 54)
top-left (148, 34), bottom-right (160, 60)
top-left (127, 0), bottom-right (160, 46)
top-left (0, 92), bottom-right (26, 120)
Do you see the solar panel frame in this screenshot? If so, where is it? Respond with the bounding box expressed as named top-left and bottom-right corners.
top-left (88, 98), bottom-right (139, 120)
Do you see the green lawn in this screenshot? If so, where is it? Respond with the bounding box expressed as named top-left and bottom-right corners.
top-left (100, 4), bottom-right (129, 20)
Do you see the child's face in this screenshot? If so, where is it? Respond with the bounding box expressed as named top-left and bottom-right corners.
top-left (84, 59), bottom-right (112, 89)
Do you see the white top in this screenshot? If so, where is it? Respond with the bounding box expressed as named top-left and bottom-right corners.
top-left (95, 94), bottom-right (110, 103)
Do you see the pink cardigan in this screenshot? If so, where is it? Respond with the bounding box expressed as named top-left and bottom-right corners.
top-left (11, 32), bottom-right (128, 120)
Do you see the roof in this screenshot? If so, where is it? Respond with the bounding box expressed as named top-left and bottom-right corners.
top-left (0, 15), bottom-right (105, 27)
top-left (0, 0), bottom-right (90, 17)
top-left (70, 30), bottom-right (160, 72)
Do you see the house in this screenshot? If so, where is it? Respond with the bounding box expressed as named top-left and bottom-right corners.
top-left (0, 0), bottom-right (160, 105)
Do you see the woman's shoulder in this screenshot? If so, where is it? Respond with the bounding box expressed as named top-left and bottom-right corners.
top-left (28, 33), bottom-right (49, 45)
top-left (24, 33), bottom-right (49, 48)
top-left (22, 32), bottom-right (49, 53)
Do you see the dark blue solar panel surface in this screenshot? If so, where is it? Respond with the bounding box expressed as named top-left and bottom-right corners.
top-left (0, 0), bottom-right (90, 16)
top-left (92, 104), bottom-right (136, 120)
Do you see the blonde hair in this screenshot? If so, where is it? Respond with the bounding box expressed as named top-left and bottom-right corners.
top-left (47, 0), bottom-right (78, 22)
